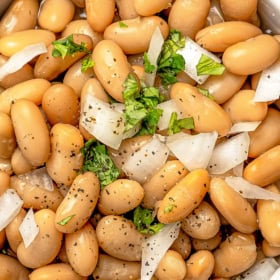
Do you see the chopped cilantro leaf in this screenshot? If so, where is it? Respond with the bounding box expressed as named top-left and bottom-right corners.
top-left (119, 21), bottom-right (128, 28)
top-left (122, 73), bottom-right (141, 100)
top-left (81, 55), bottom-right (94, 72)
top-left (52, 34), bottom-right (89, 59)
top-left (164, 205), bottom-right (175, 213)
top-left (167, 112), bottom-right (194, 135)
top-left (196, 54), bottom-right (225, 76)
top-left (138, 107), bottom-right (163, 135)
top-left (57, 215), bottom-right (75, 226)
top-left (198, 88), bottom-right (214, 100)
top-left (80, 139), bottom-right (120, 189)
top-left (157, 29), bottom-right (186, 86)
top-left (143, 52), bottom-right (156, 73)
top-left (122, 74), bottom-right (163, 135)
top-left (1, 249), bottom-right (7, 255)
top-left (133, 206), bottom-right (164, 235)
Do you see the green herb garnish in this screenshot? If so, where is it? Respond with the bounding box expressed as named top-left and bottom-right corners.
top-left (164, 205), bottom-right (175, 213)
top-left (80, 139), bottom-right (120, 189)
top-left (119, 21), bottom-right (128, 28)
top-left (52, 34), bottom-right (89, 59)
top-left (143, 52), bottom-right (156, 74)
top-left (1, 249), bottom-right (7, 255)
top-left (133, 206), bottom-right (164, 234)
top-left (167, 112), bottom-right (194, 135)
top-left (81, 55), bottom-right (94, 72)
top-left (196, 54), bottom-right (225, 76)
top-left (122, 73), bottom-right (163, 134)
top-left (197, 88), bottom-right (214, 100)
top-left (157, 29), bottom-right (186, 86)
top-left (57, 215), bottom-right (75, 226)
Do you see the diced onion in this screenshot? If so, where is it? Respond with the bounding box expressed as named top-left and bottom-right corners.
top-left (157, 100), bottom-right (183, 131)
top-left (0, 43), bottom-right (47, 81)
top-left (141, 222), bottom-right (181, 280)
top-left (18, 167), bottom-right (54, 192)
top-left (225, 176), bottom-right (280, 202)
top-left (145, 27), bottom-right (165, 87)
top-left (122, 135), bottom-right (169, 184)
top-left (19, 208), bottom-right (39, 248)
top-left (177, 37), bottom-right (222, 84)
top-left (271, 267), bottom-right (280, 280)
top-left (167, 131), bottom-right (218, 171)
top-left (111, 103), bottom-right (140, 139)
top-left (207, 0), bottom-right (224, 25)
top-left (236, 258), bottom-right (279, 280)
top-left (0, 189), bottom-right (23, 231)
top-left (81, 95), bottom-right (125, 149)
top-left (228, 121), bottom-right (261, 135)
top-left (254, 59), bottom-right (280, 102)
top-left (232, 162), bottom-right (244, 177)
top-left (207, 132), bottom-right (250, 174)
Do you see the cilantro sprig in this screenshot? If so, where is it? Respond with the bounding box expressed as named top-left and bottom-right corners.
top-left (81, 55), bottom-right (94, 72)
top-left (167, 112), bottom-right (194, 135)
top-left (52, 34), bottom-right (90, 59)
top-left (133, 206), bottom-right (164, 235)
top-left (80, 139), bottom-right (120, 189)
top-left (57, 215), bottom-right (75, 226)
top-left (143, 52), bottom-right (156, 74)
top-left (198, 88), bottom-right (214, 100)
top-left (196, 54), bottom-right (225, 76)
top-left (122, 73), bottom-right (163, 135)
top-left (157, 30), bottom-right (186, 86)
top-left (119, 21), bottom-right (128, 28)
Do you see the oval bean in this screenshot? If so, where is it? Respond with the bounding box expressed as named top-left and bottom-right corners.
top-left (17, 209), bottom-right (63, 269)
top-left (249, 108), bottom-right (280, 158)
top-left (96, 215), bottom-right (143, 261)
top-left (213, 232), bottom-right (257, 278)
top-left (98, 179), bottom-right (144, 215)
top-left (11, 99), bottom-right (50, 166)
top-left (222, 34), bottom-right (280, 75)
top-left (38, 0), bottom-right (75, 33)
top-left (157, 169), bottom-right (210, 224)
top-left (55, 172), bottom-right (100, 233)
top-left (209, 177), bottom-right (257, 233)
top-left (243, 145), bottom-right (280, 186)
top-left (0, 0), bottom-right (39, 37)
top-left (170, 83), bottom-right (232, 137)
top-left (65, 223), bottom-right (99, 276)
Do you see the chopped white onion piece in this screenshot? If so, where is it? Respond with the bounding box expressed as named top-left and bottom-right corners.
top-left (232, 162), bottom-right (244, 177)
top-left (207, 132), bottom-right (250, 174)
top-left (228, 121), bottom-right (261, 135)
top-left (271, 267), bottom-right (280, 280)
top-left (111, 103), bottom-right (140, 139)
top-left (254, 59), bottom-right (280, 102)
top-left (141, 222), bottom-right (181, 280)
top-left (19, 208), bottom-right (39, 248)
top-left (237, 258), bottom-right (279, 280)
top-left (18, 167), bottom-right (54, 192)
top-left (177, 37), bottom-right (222, 84)
top-left (0, 189), bottom-right (23, 231)
top-left (225, 176), bottom-right (280, 202)
top-left (81, 95), bottom-right (125, 149)
top-left (207, 0), bottom-right (224, 25)
top-left (156, 100), bottom-right (183, 131)
top-left (122, 135), bottom-right (169, 184)
top-left (145, 27), bottom-right (165, 87)
top-left (0, 43), bottom-right (47, 81)
top-left (167, 131), bottom-right (218, 171)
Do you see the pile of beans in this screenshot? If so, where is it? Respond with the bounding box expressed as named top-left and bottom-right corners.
top-left (0, 0), bottom-right (280, 279)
